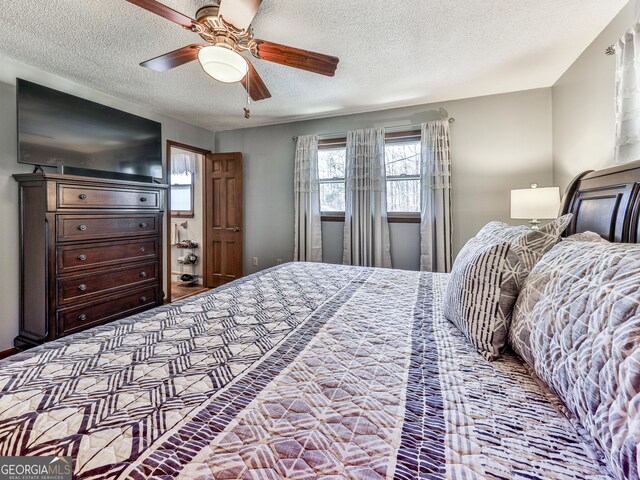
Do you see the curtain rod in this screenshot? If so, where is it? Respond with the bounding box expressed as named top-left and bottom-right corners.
top-left (291, 118), bottom-right (455, 143)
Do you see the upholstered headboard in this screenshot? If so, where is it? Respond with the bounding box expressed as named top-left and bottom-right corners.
top-left (560, 159), bottom-right (640, 243)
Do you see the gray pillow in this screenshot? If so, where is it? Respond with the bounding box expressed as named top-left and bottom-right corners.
top-left (563, 231), bottom-right (608, 243)
top-left (473, 216), bottom-right (573, 286)
top-left (509, 241), bottom-right (640, 480)
top-left (443, 215), bottom-right (572, 360)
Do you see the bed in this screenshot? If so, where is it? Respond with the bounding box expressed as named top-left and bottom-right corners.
top-left (0, 161), bottom-right (638, 480)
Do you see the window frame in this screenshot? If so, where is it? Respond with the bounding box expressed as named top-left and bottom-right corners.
top-left (384, 131), bottom-right (421, 219)
top-left (318, 137), bottom-right (347, 220)
top-left (170, 171), bottom-right (195, 218)
top-left (318, 130), bottom-right (422, 223)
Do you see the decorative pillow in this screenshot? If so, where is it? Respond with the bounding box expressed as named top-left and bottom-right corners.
top-left (443, 239), bottom-right (519, 360)
top-left (563, 231), bottom-right (609, 243)
top-left (510, 241), bottom-right (640, 480)
top-left (473, 215), bottom-right (573, 286)
top-left (443, 214), bottom-right (572, 360)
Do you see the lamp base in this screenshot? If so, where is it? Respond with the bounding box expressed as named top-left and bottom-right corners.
top-left (529, 219), bottom-right (541, 230)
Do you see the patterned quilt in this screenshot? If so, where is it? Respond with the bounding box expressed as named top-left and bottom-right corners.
top-left (0, 263), bottom-right (613, 479)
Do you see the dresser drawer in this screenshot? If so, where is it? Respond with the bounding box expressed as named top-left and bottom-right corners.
top-left (58, 261), bottom-right (158, 305)
top-left (57, 215), bottom-right (159, 242)
top-left (58, 286), bottom-right (158, 336)
top-left (58, 239), bottom-right (158, 273)
top-left (58, 184), bottom-right (160, 210)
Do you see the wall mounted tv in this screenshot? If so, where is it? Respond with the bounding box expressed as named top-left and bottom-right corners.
top-left (17, 79), bottom-right (163, 182)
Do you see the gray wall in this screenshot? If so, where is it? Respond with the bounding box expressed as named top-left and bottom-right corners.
top-left (553, 2), bottom-right (635, 190)
top-left (0, 55), bottom-right (215, 351)
top-left (215, 88), bottom-right (554, 276)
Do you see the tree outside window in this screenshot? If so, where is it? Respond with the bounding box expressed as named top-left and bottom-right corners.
top-left (317, 136), bottom-right (421, 216)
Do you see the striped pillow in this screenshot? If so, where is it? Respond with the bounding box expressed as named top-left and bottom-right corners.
top-left (443, 215), bottom-right (572, 360)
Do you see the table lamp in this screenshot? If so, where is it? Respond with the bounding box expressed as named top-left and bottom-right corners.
top-left (511, 183), bottom-right (561, 229)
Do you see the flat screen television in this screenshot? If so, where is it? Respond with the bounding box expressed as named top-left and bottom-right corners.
top-left (17, 79), bottom-right (163, 182)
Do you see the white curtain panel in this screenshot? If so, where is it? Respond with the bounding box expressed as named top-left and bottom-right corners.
top-left (615, 9), bottom-right (640, 164)
top-left (420, 120), bottom-right (453, 272)
top-left (293, 135), bottom-right (323, 262)
top-left (171, 151), bottom-right (197, 175)
top-left (342, 128), bottom-right (392, 268)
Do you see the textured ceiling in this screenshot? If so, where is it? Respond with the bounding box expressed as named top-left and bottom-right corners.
top-left (0, 0), bottom-right (628, 132)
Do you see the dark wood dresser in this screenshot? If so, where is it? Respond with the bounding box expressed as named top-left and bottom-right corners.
top-left (13, 173), bottom-right (167, 350)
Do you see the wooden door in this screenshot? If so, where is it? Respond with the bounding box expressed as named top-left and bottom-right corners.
top-left (204, 152), bottom-right (243, 288)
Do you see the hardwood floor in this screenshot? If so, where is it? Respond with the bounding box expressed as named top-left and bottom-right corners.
top-left (171, 280), bottom-right (209, 302)
top-left (0, 348), bottom-right (16, 359)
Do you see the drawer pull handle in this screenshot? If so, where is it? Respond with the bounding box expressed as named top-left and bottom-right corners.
top-left (78, 314), bottom-right (87, 322)
top-left (78, 225), bottom-right (87, 231)
top-left (139, 272), bottom-right (147, 278)
top-left (77, 254), bottom-right (87, 261)
top-left (78, 284), bottom-right (87, 291)
top-left (139, 223), bottom-right (148, 228)
top-left (79, 194), bottom-right (87, 200)
top-left (139, 296), bottom-right (147, 303)
top-left (140, 197), bottom-right (148, 202)
top-left (140, 247), bottom-right (145, 253)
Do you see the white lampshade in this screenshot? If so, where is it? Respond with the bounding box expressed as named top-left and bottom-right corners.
top-left (511, 186), bottom-right (561, 220)
top-left (198, 45), bottom-right (248, 83)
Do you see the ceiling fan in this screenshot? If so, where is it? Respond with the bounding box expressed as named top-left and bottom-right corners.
top-left (127, 0), bottom-right (340, 104)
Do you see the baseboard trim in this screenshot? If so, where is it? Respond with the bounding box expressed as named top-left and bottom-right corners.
top-left (0, 347), bottom-right (16, 359)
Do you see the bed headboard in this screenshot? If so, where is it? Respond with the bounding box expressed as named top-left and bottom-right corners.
top-left (560, 159), bottom-right (640, 243)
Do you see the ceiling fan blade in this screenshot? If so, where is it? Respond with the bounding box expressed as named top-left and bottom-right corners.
top-left (241, 60), bottom-right (271, 101)
top-left (219, 0), bottom-right (262, 31)
top-left (127, 0), bottom-right (195, 28)
top-left (251, 40), bottom-right (339, 77)
top-left (140, 44), bottom-right (203, 72)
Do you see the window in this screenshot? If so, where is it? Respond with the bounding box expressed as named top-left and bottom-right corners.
top-left (385, 139), bottom-right (421, 213)
top-left (317, 131), bottom-right (421, 222)
top-left (170, 172), bottom-right (194, 217)
top-left (318, 145), bottom-right (346, 213)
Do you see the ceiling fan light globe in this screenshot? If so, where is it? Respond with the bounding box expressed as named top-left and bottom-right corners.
top-left (198, 45), bottom-right (248, 83)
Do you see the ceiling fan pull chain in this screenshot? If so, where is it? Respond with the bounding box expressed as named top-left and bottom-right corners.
top-left (244, 68), bottom-right (251, 119)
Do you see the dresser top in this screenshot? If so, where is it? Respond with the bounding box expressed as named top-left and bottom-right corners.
top-left (13, 172), bottom-right (168, 189)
